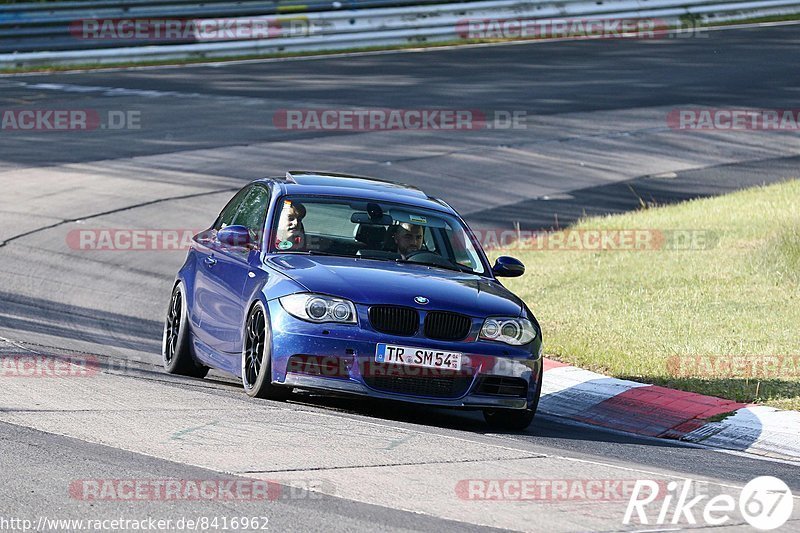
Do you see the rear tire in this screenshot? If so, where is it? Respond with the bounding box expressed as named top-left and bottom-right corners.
top-left (162, 282), bottom-right (209, 378)
top-left (242, 301), bottom-right (291, 401)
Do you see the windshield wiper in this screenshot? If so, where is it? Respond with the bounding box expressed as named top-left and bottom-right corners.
top-left (396, 258), bottom-right (476, 275)
top-left (276, 250), bottom-right (347, 257)
top-left (278, 250), bottom-right (477, 273)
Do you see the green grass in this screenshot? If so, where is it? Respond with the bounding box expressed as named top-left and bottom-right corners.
top-left (494, 180), bottom-right (800, 410)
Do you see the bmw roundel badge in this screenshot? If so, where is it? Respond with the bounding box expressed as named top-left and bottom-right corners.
top-left (414, 296), bottom-right (429, 305)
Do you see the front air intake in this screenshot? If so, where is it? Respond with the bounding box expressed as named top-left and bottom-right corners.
top-left (368, 306), bottom-right (419, 336)
top-left (424, 311), bottom-right (471, 341)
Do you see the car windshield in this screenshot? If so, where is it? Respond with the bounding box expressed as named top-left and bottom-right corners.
top-left (270, 196), bottom-right (487, 275)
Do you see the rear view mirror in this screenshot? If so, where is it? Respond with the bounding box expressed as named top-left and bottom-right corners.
top-left (351, 212), bottom-right (393, 225)
top-left (217, 225), bottom-right (253, 247)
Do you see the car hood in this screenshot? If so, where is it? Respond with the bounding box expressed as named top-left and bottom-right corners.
top-left (266, 255), bottom-right (523, 317)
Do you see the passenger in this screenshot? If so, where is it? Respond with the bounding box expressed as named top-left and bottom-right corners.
top-left (275, 200), bottom-right (306, 250)
top-left (391, 222), bottom-right (423, 259)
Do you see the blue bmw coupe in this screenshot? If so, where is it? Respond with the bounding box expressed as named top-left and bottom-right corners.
top-left (163, 171), bottom-right (543, 429)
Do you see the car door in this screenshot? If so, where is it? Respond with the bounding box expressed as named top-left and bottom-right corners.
top-left (191, 186), bottom-right (248, 347)
top-left (195, 185), bottom-right (271, 359)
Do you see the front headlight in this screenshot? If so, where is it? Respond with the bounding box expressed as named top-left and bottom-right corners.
top-left (480, 317), bottom-right (536, 345)
top-left (279, 293), bottom-right (357, 324)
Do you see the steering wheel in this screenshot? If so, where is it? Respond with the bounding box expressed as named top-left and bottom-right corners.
top-left (402, 250), bottom-right (457, 268)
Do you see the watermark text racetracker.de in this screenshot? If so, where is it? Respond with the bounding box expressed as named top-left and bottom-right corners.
top-left (0, 109), bottom-right (141, 132)
top-left (667, 355), bottom-right (800, 379)
top-left (456, 17), bottom-right (706, 40)
top-left (69, 17), bottom-right (313, 41)
top-left (66, 228), bottom-right (719, 252)
top-left (273, 109), bottom-right (527, 130)
top-left (0, 515), bottom-right (269, 532)
top-left (0, 353), bottom-right (143, 378)
top-left (456, 478), bottom-right (667, 501)
top-left (68, 478), bottom-right (332, 501)
top-left (471, 228), bottom-right (719, 252)
top-left (66, 228), bottom-right (206, 251)
top-left (668, 108), bottom-right (800, 130)
top-left (0, 353), bottom-right (99, 378)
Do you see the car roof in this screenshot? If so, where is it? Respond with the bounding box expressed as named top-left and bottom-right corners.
top-left (255, 171), bottom-right (454, 213)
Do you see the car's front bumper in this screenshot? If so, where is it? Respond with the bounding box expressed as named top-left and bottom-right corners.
top-left (268, 300), bottom-right (542, 410)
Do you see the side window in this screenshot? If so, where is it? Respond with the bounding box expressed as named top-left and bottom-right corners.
top-left (424, 228), bottom-right (437, 253)
top-left (444, 227), bottom-right (477, 270)
top-left (301, 202), bottom-right (355, 238)
top-left (214, 187), bottom-right (250, 231)
top-left (231, 186), bottom-right (270, 243)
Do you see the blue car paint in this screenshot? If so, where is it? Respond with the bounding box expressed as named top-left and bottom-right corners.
top-left (266, 255), bottom-right (524, 316)
top-left (174, 175), bottom-right (543, 410)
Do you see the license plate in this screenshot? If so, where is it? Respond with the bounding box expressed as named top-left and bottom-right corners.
top-left (375, 343), bottom-right (462, 371)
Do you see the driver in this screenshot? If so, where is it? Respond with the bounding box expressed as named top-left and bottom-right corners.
top-left (275, 200), bottom-right (306, 251)
top-left (392, 223), bottom-right (423, 259)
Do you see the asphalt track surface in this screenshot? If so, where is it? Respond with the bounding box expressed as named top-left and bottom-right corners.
top-left (1, 23), bottom-right (800, 532)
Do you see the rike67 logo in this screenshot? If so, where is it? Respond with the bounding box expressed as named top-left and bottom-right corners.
top-left (624, 476), bottom-right (794, 530)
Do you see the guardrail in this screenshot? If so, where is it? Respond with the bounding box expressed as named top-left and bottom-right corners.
top-left (0, 0), bottom-right (462, 52)
top-left (1, 0), bottom-right (799, 68)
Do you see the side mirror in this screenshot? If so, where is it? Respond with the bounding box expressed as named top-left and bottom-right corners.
top-left (217, 225), bottom-right (253, 248)
top-left (492, 256), bottom-right (525, 277)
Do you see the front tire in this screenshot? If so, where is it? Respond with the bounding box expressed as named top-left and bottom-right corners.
top-left (483, 407), bottom-right (536, 431)
top-left (162, 282), bottom-right (209, 378)
top-left (483, 364), bottom-right (543, 431)
top-left (242, 301), bottom-right (291, 400)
